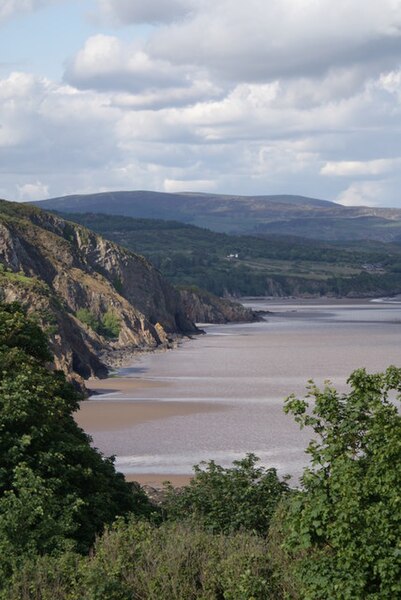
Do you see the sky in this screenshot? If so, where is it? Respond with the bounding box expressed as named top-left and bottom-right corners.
top-left (1, 0), bottom-right (401, 206)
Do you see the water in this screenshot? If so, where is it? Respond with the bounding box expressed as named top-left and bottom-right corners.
top-left (82, 299), bottom-right (401, 480)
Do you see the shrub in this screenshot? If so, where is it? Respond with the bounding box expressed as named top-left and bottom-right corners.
top-left (4, 519), bottom-right (279, 600)
top-left (163, 453), bottom-right (289, 535)
top-left (282, 367), bottom-right (401, 599)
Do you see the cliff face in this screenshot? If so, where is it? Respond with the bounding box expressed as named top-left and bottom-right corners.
top-left (179, 288), bottom-right (261, 324)
top-left (0, 200), bottom-right (197, 388)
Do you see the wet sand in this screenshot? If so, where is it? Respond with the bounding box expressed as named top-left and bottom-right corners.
top-left (76, 398), bottom-right (224, 432)
top-left (87, 376), bottom-right (166, 395)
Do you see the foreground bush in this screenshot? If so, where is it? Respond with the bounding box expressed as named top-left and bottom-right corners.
top-left (0, 303), bottom-right (152, 585)
top-left (282, 367), bottom-right (401, 599)
top-left (163, 453), bottom-right (289, 535)
top-left (4, 519), bottom-right (279, 600)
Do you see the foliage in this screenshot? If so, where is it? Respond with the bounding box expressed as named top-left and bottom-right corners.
top-left (3, 519), bottom-right (279, 600)
top-left (61, 212), bottom-right (401, 297)
top-left (75, 307), bottom-right (99, 331)
top-left (163, 453), bottom-right (289, 535)
top-left (0, 302), bottom-right (151, 586)
top-left (0, 301), bottom-right (52, 362)
top-left (101, 310), bottom-right (121, 339)
top-left (283, 367), bottom-right (401, 599)
top-left (76, 308), bottom-right (120, 339)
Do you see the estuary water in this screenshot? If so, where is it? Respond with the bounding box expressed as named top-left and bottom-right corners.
top-left (80, 299), bottom-right (401, 481)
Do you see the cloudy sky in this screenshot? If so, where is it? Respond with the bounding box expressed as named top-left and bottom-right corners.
top-left (1, 0), bottom-right (401, 206)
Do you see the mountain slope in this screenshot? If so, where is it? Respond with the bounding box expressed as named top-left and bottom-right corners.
top-left (32, 190), bottom-right (401, 241)
top-left (0, 200), bottom-right (197, 389)
top-left (57, 212), bottom-right (401, 298)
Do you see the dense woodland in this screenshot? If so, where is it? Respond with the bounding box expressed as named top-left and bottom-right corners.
top-left (1, 302), bottom-right (400, 599)
top-left (61, 212), bottom-right (401, 297)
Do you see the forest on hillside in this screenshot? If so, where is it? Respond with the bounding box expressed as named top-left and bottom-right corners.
top-left (62, 212), bottom-right (401, 297)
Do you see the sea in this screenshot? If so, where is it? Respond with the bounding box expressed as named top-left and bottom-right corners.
top-left (81, 298), bottom-right (401, 481)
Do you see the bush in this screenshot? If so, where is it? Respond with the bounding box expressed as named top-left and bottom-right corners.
top-left (75, 308), bottom-right (99, 331)
top-left (163, 453), bottom-right (289, 535)
top-left (282, 367), bottom-right (401, 599)
top-left (76, 308), bottom-right (120, 339)
top-left (4, 519), bottom-right (279, 600)
top-left (101, 310), bottom-right (121, 339)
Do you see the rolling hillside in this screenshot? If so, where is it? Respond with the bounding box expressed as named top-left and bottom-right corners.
top-left (58, 212), bottom-right (401, 298)
top-left (33, 190), bottom-right (401, 241)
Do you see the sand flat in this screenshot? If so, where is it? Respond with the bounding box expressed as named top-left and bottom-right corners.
top-left (87, 376), bottom-right (167, 395)
top-left (76, 398), bottom-right (224, 432)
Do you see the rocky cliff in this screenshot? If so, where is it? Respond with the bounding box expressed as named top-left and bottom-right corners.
top-left (0, 200), bottom-right (197, 389)
top-left (179, 288), bottom-right (261, 324)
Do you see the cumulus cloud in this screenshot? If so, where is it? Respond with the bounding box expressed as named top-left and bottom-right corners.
top-left (4, 1), bottom-right (401, 206)
top-left (0, 0), bottom-right (59, 23)
top-left (17, 180), bottom-right (49, 200)
top-left (147, 0), bottom-right (401, 83)
top-left (64, 35), bottom-right (189, 93)
top-left (97, 0), bottom-right (194, 25)
top-left (336, 181), bottom-right (386, 206)
top-left (321, 158), bottom-right (401, 177)
top-left (164, 178), bottom-right (216, 193)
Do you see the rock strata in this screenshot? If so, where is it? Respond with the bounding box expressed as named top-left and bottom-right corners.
top-left (0, 200), bottom-right (197, 390)
top-left (179, 287), bottom-right (262, 324)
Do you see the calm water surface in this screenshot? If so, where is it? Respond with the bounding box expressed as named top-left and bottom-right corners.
top-left (85, 299), bottom-right (401, 479)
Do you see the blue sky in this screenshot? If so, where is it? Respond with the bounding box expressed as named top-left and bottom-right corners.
top-left (1, 0), bottom-right (401, 207)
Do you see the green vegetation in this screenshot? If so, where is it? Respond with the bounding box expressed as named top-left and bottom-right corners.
top-left (5, 521), bottom-right (275, 600)
top-left (0, 302), bottom-right (150, 588)
top-left (34, 190), bottom-right (401, 241)
top-left (61, 212), bottom-right (401, 297)
top-left (76, 308), bottom-right (121, 339)
top-left (164, 454), bottom-right (289, 535)
top-left (282, 367), bottom-right (401, 598)
top-left (1, 300), bottom-right (400, 598)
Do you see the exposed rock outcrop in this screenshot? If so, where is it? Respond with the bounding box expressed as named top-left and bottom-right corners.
top-left (0, 200), bottom-right (198, 389)
top-left (179, 287), bottom-right (262, 324)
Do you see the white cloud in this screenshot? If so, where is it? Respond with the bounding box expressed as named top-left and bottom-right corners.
top-left (148, 0), bottom-right (401, 82)
top-left (97, 0), bottom-right (194, 25)
top-left (4, 1), bottom-right (401, 207)
top-left (64, 35), bottom-right (190, 93)
top-left (0, 0), bottom-right (59, 23)
top-left (17, 180), bottom-right (49, 200)
top-left (164, 178), bottom-right (216, 193)
top-left (336, 181), bottom-right (386, 206)
top-left (321, 158), bottom-right (401, 177)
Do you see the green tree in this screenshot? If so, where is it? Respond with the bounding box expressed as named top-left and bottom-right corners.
top-left (283, 367), bottom-right (401, 599)
top-left (0, 302), bottom-right (151, 584)
top-left (101, 310), bottom-right (121, 339)
top-left (164, 453), bottom-right (289, 535)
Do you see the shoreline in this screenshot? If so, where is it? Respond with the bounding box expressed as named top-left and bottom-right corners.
top-left (76, 296), bottom-right (397, 484)
top-left (125, 473), bottom-right (193, 487)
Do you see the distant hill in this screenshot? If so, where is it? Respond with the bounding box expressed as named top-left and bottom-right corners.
top-left (58, 212), bottom-right (401, 299)
top-left (31, 190), bottom-right (401, 241)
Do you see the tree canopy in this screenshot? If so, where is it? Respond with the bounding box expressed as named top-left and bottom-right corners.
top-left (0, 302), bottom-right (150, 584)
top-left (283, 367), bottom-right (401, 599)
